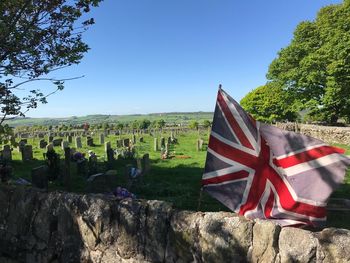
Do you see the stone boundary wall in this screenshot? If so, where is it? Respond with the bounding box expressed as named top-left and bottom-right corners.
top-left (0, 186), bottom-right (349, 263)
top-left (275, 123), bottom-right (350, 145)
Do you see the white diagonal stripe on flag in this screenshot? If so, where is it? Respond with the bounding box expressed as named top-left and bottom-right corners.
top-left (211, 130), bottom-right (258, 157)
top-left (221, 90), bottom-right (260, 152)
top-left (281, 153), bottom-right (347, 177)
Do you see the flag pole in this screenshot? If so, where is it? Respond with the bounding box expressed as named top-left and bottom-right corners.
top-left (196, 187), bottom-right (203, 211)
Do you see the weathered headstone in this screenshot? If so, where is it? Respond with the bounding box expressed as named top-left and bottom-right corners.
top-left (39, 139), bottom-right (47, 149)
top-left (139, 137), bottom-right (144, 143)
top-left (86, 170), bottom-right (118, 193)
top-left (61, 141), bottom-right (69, 150)
top-left (75, 137), bottom-right (82, 148)
top-left (104, 141), bottom-right (111, 152)
top-left (160, 137), bottom-right (165, 148)
top-left (132, 134), bottom-right (136, 144)
top-left (63, 147), bottom-right (71, 190)
top-left (123, 138), bottom-right (130, 147)
top-left (154, 138), bottom-right (158, 151)
top-left (2, 145), bottom-right (12, 161)
top-left (136, 158), bottom-right (143, 173)
top-left (197, 139), bottom-right (204, 151)
top-left (143, 153), bottom-right (150, 174)
top-left (52, 138), bottom-right (63, 147)
top-left (168, 137), bottom-right (172, 144)
top-left (67, 135), bottom-right (73, 143)
top-left (86, 136), bottom-right (94, 147)
top-left (48, 136), bottom-right (53, 143)
top-left (21, 145), bottom-right (33, 161)
top-left (117, 139), bottom-right (123, 148)
top-left (99, 134), bottom-right (105, 144)
top-left (105, 142), bottom-right (114, 167)
top-left (31, 165), bottom-right (48, 189)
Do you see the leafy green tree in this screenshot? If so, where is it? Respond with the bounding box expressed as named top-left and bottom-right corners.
top-left (138, 119), bottom-right (151, 129)
top-left (240, 82), bottom-right (299, 123)
top-left (189, 120), bottom-right (199, 130)
top-left (156, 119), bottom-right (166, 129)
top-left (267, 0), bottom-right (350, 123)
top-left (202, 120), bottom-right (212, 128)
top-left (0, 0), bottom-right (101, 133)
top-left (116, 122), bottom-right (124, 130)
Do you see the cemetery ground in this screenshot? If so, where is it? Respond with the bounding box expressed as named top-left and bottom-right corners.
top-left (2, 131), bottom-right (350, 229)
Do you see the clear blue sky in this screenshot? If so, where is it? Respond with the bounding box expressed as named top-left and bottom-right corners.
top-left (26, 0), bottom-right (342, 118)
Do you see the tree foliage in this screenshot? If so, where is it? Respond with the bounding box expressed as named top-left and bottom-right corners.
top-left (189, 120), bottom-right (199, 130)
top-left (0, 0), bottom-right (102, 126)
top-left (267, 0), bottom-right (350, 123)
top-left (240, 82), bottom-right (299, 123)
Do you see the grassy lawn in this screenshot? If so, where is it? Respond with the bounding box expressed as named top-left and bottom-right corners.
top-left (2, 131), bottom-right (350, 229)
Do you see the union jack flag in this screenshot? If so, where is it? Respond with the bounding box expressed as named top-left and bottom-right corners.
top-left (202, 87), bottom-right (350, 226)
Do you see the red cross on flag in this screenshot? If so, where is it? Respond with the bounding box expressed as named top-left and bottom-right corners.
top-left (202, 87), bottom-right (350, 227)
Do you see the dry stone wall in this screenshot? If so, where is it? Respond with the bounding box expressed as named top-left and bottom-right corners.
top-left (0, 186), bottom-right (349, 263)
top-left (275, 123), bottom-right (350, 145)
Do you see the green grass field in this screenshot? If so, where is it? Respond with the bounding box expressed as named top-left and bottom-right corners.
top-left (3, 131), bottom-right (350, 229)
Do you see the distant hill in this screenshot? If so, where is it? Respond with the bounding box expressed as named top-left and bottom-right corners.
top-left (4, 112), bottom-right (214, 127)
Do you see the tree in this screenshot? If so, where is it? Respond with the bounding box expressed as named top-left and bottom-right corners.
top-left (0, 0), bottom-right (102, 128)
top-left (116, 122), bottom-right (124, 130)
top-left (240, 82), bottom-right (299, 123)
top-left (267, 0), bottom-right (350, 123)
top-left (155, 119), bottom-right (165, 129)
top-left (202, 120), bottom-right (212, 128)
top-left (189, 120), bottom-right (199, 130)
top-left (137, 119), bottom-right (151, 130)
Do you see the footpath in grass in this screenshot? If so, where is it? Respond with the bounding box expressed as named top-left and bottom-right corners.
top-left (2, 131), bottom-right (350, 229)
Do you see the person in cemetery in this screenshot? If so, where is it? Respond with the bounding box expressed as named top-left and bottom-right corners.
top-left (45, 145), bottom-right (60, 180)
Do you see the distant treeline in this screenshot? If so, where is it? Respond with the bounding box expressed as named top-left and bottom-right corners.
top-left (4, 112), bottom-right (213, 128)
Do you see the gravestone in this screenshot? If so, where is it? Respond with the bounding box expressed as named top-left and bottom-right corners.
top-left (48, 136), bottom-right (53, 143)
top-left (165, 142), bottom-right (169, 153)
top-left (197, 139), bottom-right (204, 151)
top-left (75, 137), bottom-right (82, 148)
top-left (123, 138), bottom-right (130, 147)
top-left (104, 141), bottom-right (111, 152)
top-left (52, 138), bottom-right (63, 147)
top-left (132, 134), bottom-right (136, 144)
top-left (46, 143), bottom-right (54, 153)
top-left (154, 138), bottom-right (158, 151)
top-left (136, 158), bottom-right (143, 173)
top-left (61, 141), bottom-right (69, 150)
top-left (39, 139), bottom-right (47, 149)
top-left (105, 142), bottom-right (114, 167)
top-left (22, 145), bottom-right (33, 161)
top-left (17, 140), bottom-right (26, 153)
top-left (168, 137), bottom-right (172, 144)
top-left (86, 170), bottom-right (118, 193)
top-left (117, 139), bottom-right (123, 148)
top-left (2, 145), bottom-right (12, 161)
top-left (139, 137), bottom-right (144, 143)
top-left (67, 135), bottom-right (73, 143)
top-left (160, 137), bottom-right (165, 148)
top-left (19, 139), bottom-right (27, 144)
top-left (143, 153), bottom-right (150, 174)
top-left (86, 136), bottom-right (94, 147)
top-left (31, 165), bottom-right (48, 189)
top-left (99, 134), bottom-right (105, 144)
